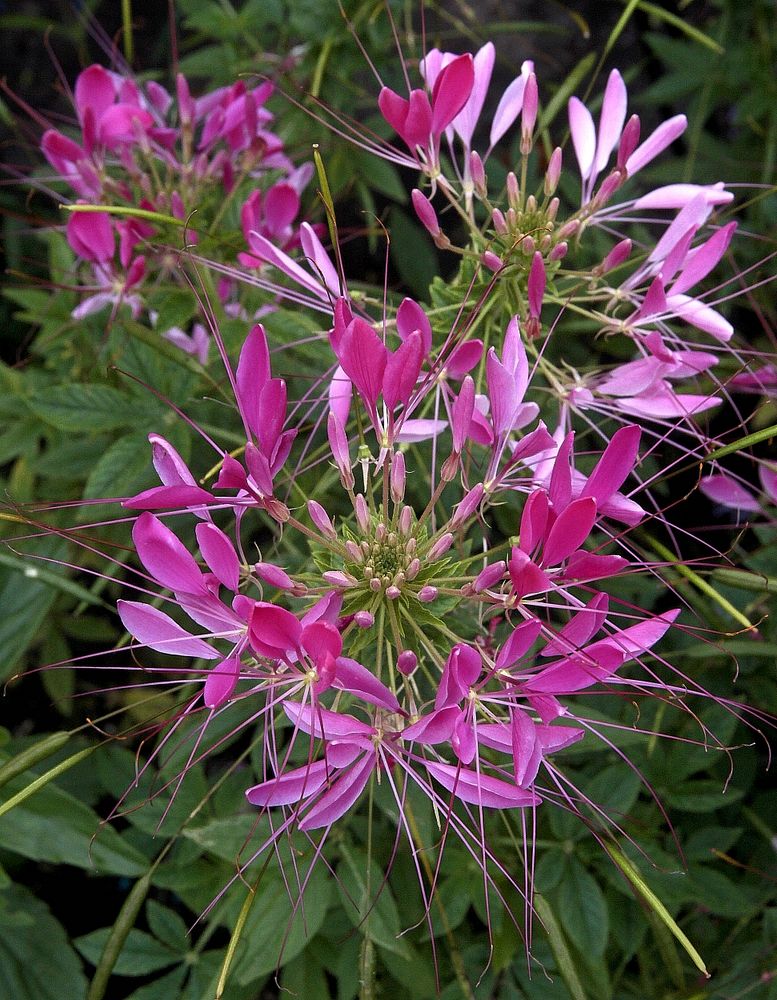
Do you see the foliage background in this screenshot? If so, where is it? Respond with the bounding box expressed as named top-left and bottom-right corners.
top-left (0, 1), bottom-right (775, 998)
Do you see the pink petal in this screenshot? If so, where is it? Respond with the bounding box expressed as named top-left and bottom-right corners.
top-left (117, 600), bottom-right (218, 658)
top-left (568, 96), bottom-right (596, 180)
top-left (528, 644), bottom-right (625, 694)
top-left (66, 211), bottom-right (114, 263)
top-left (520, 488), bottom-right (550, 556)
top-left (426, 761), bottom-right (541, 808)
top-left (195, 522), bottom-right (240, 591)
top-left (396, 298), bottom-right (432, 356)
top-left (563, 551), bottom-right (628, 581)
top-left (581, 425), bottom-right (641, 507)
top-left (124, 485), bottom-right (216, 510)
top-left (549, 432), bottom-right (574, 512)
top-left (300, 222), bottom-right (341, 297)
top-left (132, 512), bottom-right (205, 594)
top-left (333, 656), bottom-right (400, 712)
top-left (300, 752), bottom-right (375, 830)
top-left (284, 702), bottom-right (373, 741)
top-left (403, 706), bottom-right (459, 745)
top-left (541, 497), bottom-right (597, 567)
top-left (446, 340), bottom-right (483, 379)
top-left (487, 348), bottom-right (517, 436)
top-left (203, 656), bottom-right (241, 708)
top-left (236, 324), bottom-right (271, 437)
top-left (431, 54), bottom-right (475, 135)
top-left (452, 717), bottom-right (477, 765)
top-left (537, 724), bottom-right (585, 753)
top-left (633, 182), bottom-right (733, 210)
top-left (495, 619), bottom-right (543, 669)
top-left (246, 759), bottom-right (330, 808)
top-left (701, 474), bottom-right (761, 512)
top-left (665, 294), bottom-right (733, 341)
top-left (490, 72), bottom-right (527, 147)
top-left (394, 418), bottom-right (447, 443)
top-left (593, 69), bottom-right (627, 177)
top-left (508, 549), bottom-right (553, 598)
top-left (625, 114), bottom-right (687, 176)
top-left (301, 620), bottom-right (342, 663)
top-left (511, 708), bottom-right (542, 787)
top-left (542, 593), bottom-right (609, 657)
top-left (383, 330), bottom-right (423, 411)
top-left (452, 42), bottom-right (495, 146)
top-left (338, 317), bottom-right (388, 414)
top-left (248, 601), bottom-right (302, 659)
top-left (263, 182), bottom-right (299, 237)
top-left (75, 64), bottom-right (115, 121)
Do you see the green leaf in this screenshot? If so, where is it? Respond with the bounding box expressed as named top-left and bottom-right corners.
top-left (76, 928), bottom-right (179, 977)
top-left (557, 857), bottom-right (609, 958)
top-left (0, 766), bottom-right (148, 876)
top-left (27, 385), bottom-right (155, 433)
top-left (83, 432), bottom-right (156, 508)
top-left (0, 884), bottom-right (88, 1000)
top-left (146, 901), bottom-right (189, 953)
top-left (337, 843), bottom-right (410, 958)
top-left (233, 856), bottom-right (333, 983)
top-left (663, 780), bottom-right (744, 813)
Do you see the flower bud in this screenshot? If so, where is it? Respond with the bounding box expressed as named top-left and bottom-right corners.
top-left (544, 147), bottom-right (562, 196)
top-left (386, 585), bottom-right (401, 600)
top-left (469, 150), bottom-right (486, 197)
top-left (450, 483), bottom-right (484, 529)
top-left (427, 532), bottom-right (454, 561)
top-left (390, 451), bottom-right (406, 503)
top-left (255, 562), bottom-right (295, 590)
top-left (355, 493), bottom-right (370, 533)
top-left (354, 611), bottom-right (375, 629)
top-left (520, 72), bottom-right (538, 154)
top-left (506, 172), bottom-right (520, 210)
top-left (417, 585), bottom-right (438, 603)
top-left (399, 505), bottom-right (413, 536)
top-left (617, 114), bottom-right (641, 172)
top-left (308, 499), bottom-right (336, 540)
top-left (397, 650), bottom-right (418, 675)
top-left (473, 560), bottom-right (506, 592)
top-left (405, 557), bottom-right (421, 581)
top-left (481, 251), bottom-right (503, 273)
top-left (323, 571), bottom-right (355, 588)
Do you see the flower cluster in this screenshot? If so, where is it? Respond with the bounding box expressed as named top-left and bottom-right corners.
top-left (19, 32), bottom-right (774, 974)
top-left (38, 62), bottom-right (312, 352)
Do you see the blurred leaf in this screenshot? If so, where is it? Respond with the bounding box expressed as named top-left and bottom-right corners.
top-left (0, 765), bottom-right (147, 875)
top-left (337, 842), bottom-right (410, 959)
top-left (557, 857), bottom-right (609, 958)
top-left (27, 385), bottom-right (157, 433)
top-left (0, 884), bottom-right (88, 1000)
top-left (76, 928), bottom-right (179, 977)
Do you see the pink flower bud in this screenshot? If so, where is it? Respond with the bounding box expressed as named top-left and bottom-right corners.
top-left (482, 251), bottom-right (503, 273)
top-left (544, 147), bottom-right (562, 196)
top-left (427, 532), bottom-right (454, 561)
top-left (600, 238), bottom-right (632, 274)
top-left (323, 571), bottom-right (355, 588)
top-left (345, 540), bottom-right (364, 562)
top-left (520, 72), bottom-right (538, 153)
top-left (308, 499), bottom-right (336, 540)
top-left (406, 558), bottom-right (421, 581)
top-left (255, 562), bottom-right (295, 590)
top-left (506, 171), bottom-right (520, 209)
top-left (417, 585), bottom-right (438, 603)
top-left (450, 482), bottom-right (484, 529)
top-left (355, 493), bottom-right (370, 532)
top-left (399, 505), bottom-right (413, 536)
top-left (617, 114), bottom-right (641, 171)
top-left (354, 611), bottom-right (375, 628)
top-left (397, 650), bottom-right (418, 675)
top-left (473, 560), bottom-right (507, 592)
top-left (412, 188), bottom-right (440, 237)
top-left (452, 375), bottom-right (475, 454)
top-left (327, 411), bottom-right (353, 487)
top-left (390, 451), bottom-right (406, 503)
top-left (549, 241), bottom-right (568, 261)
top-left (528, 252), bottom-right (546, 320)
top-left (557, 218), bottom-right (580, 241)
top-left (492, 208), bottom-right (508, 235)
top-left (386, 585), bottom-right (401, 600)
top-left (469, 150), bottom-right (486, 196)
